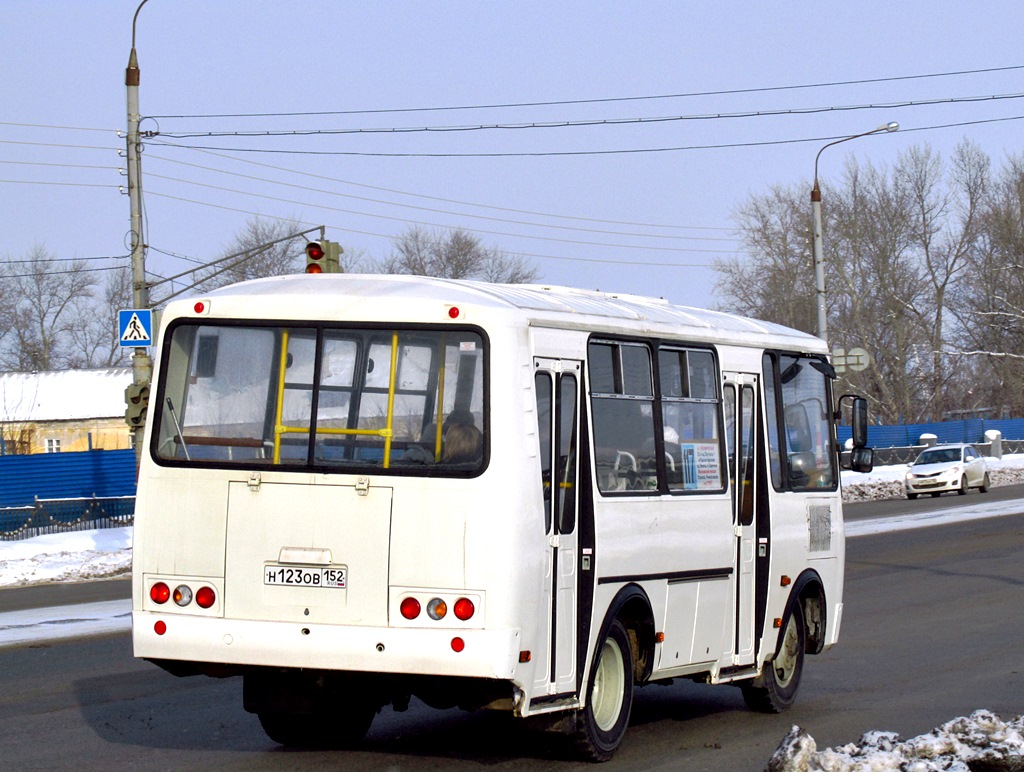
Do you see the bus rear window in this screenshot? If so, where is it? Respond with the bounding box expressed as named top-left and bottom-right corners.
top-left (153, 323), bottom-right (486, 475)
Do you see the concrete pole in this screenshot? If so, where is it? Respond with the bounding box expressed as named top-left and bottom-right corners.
top-left (126, 1), bottom-right (152, 468)
top-left (811, 182), bottom-right (827, 344)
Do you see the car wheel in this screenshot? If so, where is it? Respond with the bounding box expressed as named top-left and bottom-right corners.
top-left (980, 472), bottom-right (990, 493)
top-left (573, 619), bottom-right (634, 762)
top-left (741, 602), bottom-right (805, 713)
top-left (958, 475), bottom-right (968, 495)
top-left (931, 492), bottom-right (941, 497)
top-left (907, 492), bottom-right (918, 500)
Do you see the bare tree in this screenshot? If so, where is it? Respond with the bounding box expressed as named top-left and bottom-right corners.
top-left (0, 245), bottom-right (98, 371)
top-left (375, 226), bottom-right (538, 283)
top-left (716, 184), bottom-right (816, 332)
top-left (66, 266), bottom-right (133, 368)
top-left (190, 217), bottom-right (310, 293)
top-left (720, 141), bottom-right (994, 424)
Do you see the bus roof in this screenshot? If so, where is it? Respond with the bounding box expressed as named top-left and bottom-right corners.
top-left (169, 274), bottom-right (826, 354)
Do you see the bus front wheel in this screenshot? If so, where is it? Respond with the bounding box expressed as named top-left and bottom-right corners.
top-left (573, 619), bottom-right (634, 762)
top-left (741, 602), bottom-right (805, 713)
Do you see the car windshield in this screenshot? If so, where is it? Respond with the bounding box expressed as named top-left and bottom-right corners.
top-left (915, 448), bottom-right (962, 465)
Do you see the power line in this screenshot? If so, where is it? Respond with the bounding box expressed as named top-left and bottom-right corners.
top-left (143, 175), bottom-right (737, 254)
top-left (147, 64), bottom-right (1024, 119)
top-left (143, 156), bottom-right (739, 242)
top-left (143, 191), bottom-right (726, 268)
top-left (156, 93), bottom-right (1024, 139)
top-left (152, 115), bottom-right (1024, 158)
top-left (149, 145), bottom-right (734, 232)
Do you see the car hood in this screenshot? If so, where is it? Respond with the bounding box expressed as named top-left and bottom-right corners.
top-left (910, 462), bottom-right (961, 475)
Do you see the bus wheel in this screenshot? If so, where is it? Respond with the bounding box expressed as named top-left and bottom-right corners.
top-left (741, 602), bottom-right (805, 713)
top-left (573, 619), bottom-right (634, 762)
top-left (258, 705), bottom-right (375, 748)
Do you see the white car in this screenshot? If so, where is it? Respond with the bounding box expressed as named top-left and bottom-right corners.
top-left (904, 443), bottom-right (990, 500)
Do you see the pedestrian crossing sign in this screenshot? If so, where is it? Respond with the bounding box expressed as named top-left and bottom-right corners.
top-left (118, 309), bottom-right (153, 347)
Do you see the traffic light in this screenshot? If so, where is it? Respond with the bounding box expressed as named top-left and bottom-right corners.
top-left (323, 240), bottom-right (343, 273)
top-left (305, 241), bottom-right (326, 273)
top-left (305, 239), bottom-right (343, 274)
top-left (125, 381), bottom-right (150, 428)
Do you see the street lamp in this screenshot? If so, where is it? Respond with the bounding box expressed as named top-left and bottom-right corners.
top-left (811, 121), bottom-right (899, 344)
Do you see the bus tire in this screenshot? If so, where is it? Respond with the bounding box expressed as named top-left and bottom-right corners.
top-left (573, 619), bottom-right (634, 762)
top-left (741, 602), bottom-right (805, 714)
top-left (258, 705), bottom-right (375, 749)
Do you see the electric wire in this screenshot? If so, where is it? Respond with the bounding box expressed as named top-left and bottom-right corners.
top-left (156, 93), bottom-right (1024, 139)
top-left (147, 64), bottom-right (1024, 119)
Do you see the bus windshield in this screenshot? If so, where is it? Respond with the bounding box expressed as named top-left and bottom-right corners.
top-left (152, 322), bottom-right (486, 474)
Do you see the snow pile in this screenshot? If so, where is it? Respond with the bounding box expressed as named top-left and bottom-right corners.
top-left (0, 526), bottom-right (131, 588)
top-left (767, 710), bottom-right (1024, 771)
top-left (840, 454), bottom-right (1024, 503)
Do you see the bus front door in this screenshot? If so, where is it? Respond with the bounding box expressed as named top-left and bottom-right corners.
top-left (724, 373), bottom-right (759, 666)
top-left (534, 358), bottom-right (581, 696)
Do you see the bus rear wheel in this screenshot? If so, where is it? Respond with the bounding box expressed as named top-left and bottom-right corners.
top-left (573, 619), bottom-right (634, 762)
top-left (741, 602), bottom-right (805, 713)
top-left (258, 705), bottom-right (375, 749)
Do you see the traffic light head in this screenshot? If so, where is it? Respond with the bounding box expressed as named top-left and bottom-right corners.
top-left (305, 241), bottom-right (326, 274)
top-left (124, 381), bottom-right (151, 428)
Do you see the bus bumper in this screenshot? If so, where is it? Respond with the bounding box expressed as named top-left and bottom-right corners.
top-left (133, 611), bottom-right (522, 680)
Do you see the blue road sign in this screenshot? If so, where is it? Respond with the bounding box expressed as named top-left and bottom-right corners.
top-left (118, 309), bottom-right (153, 347)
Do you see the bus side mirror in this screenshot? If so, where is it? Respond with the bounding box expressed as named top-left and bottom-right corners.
top-left (838, 394), bottom-right (870, 449)
top-left (849, 446), bottom-right (874, 473)
top-left (851, 397), bottom-right (868, 448)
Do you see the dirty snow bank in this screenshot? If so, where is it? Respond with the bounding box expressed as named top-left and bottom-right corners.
top-left (767, 709), bottom-right (1024, 771)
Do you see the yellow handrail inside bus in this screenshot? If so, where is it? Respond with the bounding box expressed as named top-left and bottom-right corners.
top-left (272, 329), bottom-right (290, 464)
top-left (433, 335), bottom-right (446, 460)
top-left (272, 329), bottom-right (401, 467)
top-left (382, 331), bottom-right (399, 469)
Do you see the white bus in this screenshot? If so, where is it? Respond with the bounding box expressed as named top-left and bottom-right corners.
top-left (132, 274), bottom-right (871, 761)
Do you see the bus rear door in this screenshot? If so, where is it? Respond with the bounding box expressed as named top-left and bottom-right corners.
top-left (534, 358), bottom-right (581, 696)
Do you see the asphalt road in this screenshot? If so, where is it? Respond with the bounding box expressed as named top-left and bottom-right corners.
top-left (0, 489), bottom-right (1021, 769)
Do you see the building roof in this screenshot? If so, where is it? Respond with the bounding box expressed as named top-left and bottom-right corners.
top-left (0, 368), bottom-right (132, 423)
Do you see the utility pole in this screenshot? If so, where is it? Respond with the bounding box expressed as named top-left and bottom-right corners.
top-left (125, 0), bottom-right (152, 468)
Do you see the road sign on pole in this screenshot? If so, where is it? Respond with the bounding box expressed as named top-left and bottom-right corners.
top-left (119, 309), bottom-right (153, 347)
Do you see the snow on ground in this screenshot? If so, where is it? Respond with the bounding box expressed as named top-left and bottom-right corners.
top-left (1, 456), bottom-right (1022, 768)
top-left (768, 710), bottom-right (1024, 771)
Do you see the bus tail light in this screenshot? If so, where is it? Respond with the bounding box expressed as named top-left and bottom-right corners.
top-left (150, 582), bottom-right (170, 604)
top-left (426, 598), bottom-right (447, 620)
top-left (454, 598), bottom-right (475, 621)
top-left (196, 586), bottom-right (216, 609)
top-left (400, 597), bottom-right (421, 620)
top-left (173, 585), bottom-right (193, 607)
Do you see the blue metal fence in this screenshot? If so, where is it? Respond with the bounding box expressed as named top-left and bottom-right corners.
top-left (837, 417), bottom-right (1024, 448)
top-left (0, 495), bottom-right (135, 540)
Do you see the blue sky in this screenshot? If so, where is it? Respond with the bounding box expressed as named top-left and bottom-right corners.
top-left (3, 1), bottom-right (1022, 308)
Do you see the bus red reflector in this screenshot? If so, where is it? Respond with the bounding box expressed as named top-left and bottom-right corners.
top-left (150, 582), bottom-right (170, 604)
top-left (451, 637), bottom-right (465, 653)
top-left (154, 620), bottom-right (167, 635)
top-left (780, 575), bottom-right (792, 586)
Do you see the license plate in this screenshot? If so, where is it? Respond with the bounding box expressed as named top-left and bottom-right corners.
top-left (264, 565), bottom-right (347, 588)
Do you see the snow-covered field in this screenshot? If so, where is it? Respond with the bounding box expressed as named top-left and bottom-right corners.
top-left (1, 456), bottom-right (1022, 769)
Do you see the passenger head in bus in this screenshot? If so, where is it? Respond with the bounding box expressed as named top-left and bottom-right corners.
top-left (443, 409), bottom-right (475, 434)
top-left (443, 423), bottom-right (482, 464)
